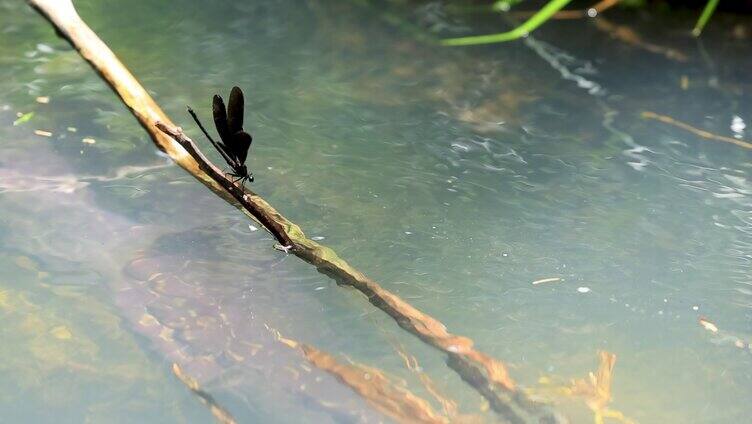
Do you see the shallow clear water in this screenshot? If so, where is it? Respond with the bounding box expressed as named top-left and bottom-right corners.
top-left (1, 1), bottom-right (751, 422)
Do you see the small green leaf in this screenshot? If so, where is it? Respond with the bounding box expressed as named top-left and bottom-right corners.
top-left (13, 112), bottom-right (35, 126)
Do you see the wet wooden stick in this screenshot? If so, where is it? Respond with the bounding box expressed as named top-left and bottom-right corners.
top-left (27, 0), bottom-right (564, 421)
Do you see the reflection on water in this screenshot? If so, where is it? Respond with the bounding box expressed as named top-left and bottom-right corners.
top-left (1, 0), bottom-right (751, 422)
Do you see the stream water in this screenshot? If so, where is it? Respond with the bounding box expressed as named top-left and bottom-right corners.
top-left (1, 1), bottom-right (751, 423)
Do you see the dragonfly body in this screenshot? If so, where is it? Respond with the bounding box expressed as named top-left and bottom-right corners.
top-left (188, 86), bottom-right (254, 187)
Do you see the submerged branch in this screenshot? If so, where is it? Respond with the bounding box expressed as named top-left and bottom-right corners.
top-left (530, 351), bottom-right (636, 424)
top-left (171, 364), bottom-right (237, 424)
top-left (593, 18), bottom-right (688, 62)
top-left (642, 111), bottom-right (752, 150)
top-left (27, 0), bottom-right (565, 421)
top-left (300, 344), bottom-right (449, 424)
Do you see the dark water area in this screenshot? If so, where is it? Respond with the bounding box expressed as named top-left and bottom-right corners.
top-left (1, 1), bottom-right (751, 422)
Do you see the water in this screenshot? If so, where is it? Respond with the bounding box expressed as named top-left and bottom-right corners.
top-left (1, 1), bottom-right (751, 422)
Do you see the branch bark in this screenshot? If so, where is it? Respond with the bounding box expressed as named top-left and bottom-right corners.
top-left (26, 0), bottom-right (566, 422)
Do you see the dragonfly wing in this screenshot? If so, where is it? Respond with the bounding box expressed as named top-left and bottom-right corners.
top-left (227, 86), bottom-right (245, 134)
top-left (218, 141), bottom-right (241, 167)
top-left (229, 131), bottom-right (252, 164)
top-left (212, 94), bottom-right (231, 142)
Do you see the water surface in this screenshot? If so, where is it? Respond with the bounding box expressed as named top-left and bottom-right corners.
top-left (1, 1), bottom-right (751, 422)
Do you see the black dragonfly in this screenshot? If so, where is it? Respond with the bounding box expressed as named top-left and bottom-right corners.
top-left (188, 86), bottom-right (254, 187)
